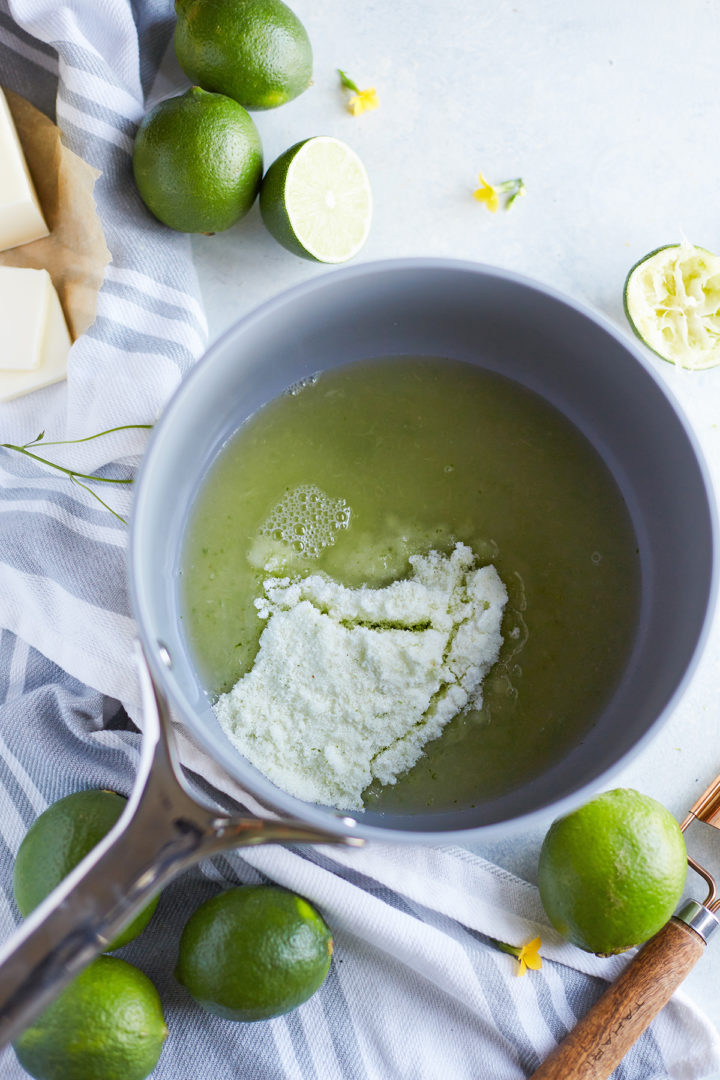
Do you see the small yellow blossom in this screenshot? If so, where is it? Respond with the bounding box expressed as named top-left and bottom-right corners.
top-left (487, 934), bottom-right (543, 976)
top-left (348, 87), bottom-right (379, 115)
top-left (473, 171), bottom-right (500, 213)
top-left (473, 172), bottom-right (526, 213)
top-left (515, 936), bottom-right (543, 977)
top-left (338, 69), bottom-right (378, 116)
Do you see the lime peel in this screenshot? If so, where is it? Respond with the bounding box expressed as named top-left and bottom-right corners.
top-left (175, 885), bottom-right (333, 1021)
top-left (132, 87), bottom-right (263, 234)
top-left (13, 789), bottom-right (160, 951)
top-left (624, 240), bottom-right (720, 370)
top-left (538, 788), bottom-right (687, 955)
top-left (173, 0), bottom-right (313, 111)
top-left (12, 956), bottom-right (167, 1080)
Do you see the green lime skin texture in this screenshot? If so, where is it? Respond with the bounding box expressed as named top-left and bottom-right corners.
top-left (132, 87), bottom-right (263, 233)
top-left (13, 956), bottom-right (167, 1080)
top-left (174, 0), bottom-right (313, 111)
top-left (13, 789), bottom-right (158, 951)
top-left (175, 885), bottom-right (334, 1021)
top-left (538, 788), bottom-right (687, 955)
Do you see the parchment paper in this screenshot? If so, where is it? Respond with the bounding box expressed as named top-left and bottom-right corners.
top-left (0, 89), bottom-right (111, 340)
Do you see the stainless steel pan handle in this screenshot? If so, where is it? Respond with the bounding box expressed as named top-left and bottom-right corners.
top-left (0, 646), bottom-right (362, 1049)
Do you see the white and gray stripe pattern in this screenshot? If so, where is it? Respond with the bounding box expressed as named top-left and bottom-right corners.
top-left (1, 3), bottom-right (720, 1078)
top-left (0, 646), bottom-right (717, 1079)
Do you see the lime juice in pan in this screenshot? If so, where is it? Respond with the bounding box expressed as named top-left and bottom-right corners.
top-left (180, 356), bottom-right (640, 812)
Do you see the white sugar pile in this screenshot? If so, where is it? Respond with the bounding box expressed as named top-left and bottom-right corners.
top-left (214, 542), bottom-right (507, 810)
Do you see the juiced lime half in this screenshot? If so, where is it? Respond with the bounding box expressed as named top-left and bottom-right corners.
top-left (259, 136), bottom-right (372, 262)
top-left (623, 241), bottom-right (720, 370)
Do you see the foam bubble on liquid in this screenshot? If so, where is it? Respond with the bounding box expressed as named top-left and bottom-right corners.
top-left (259, 485), bottom-right (351, 558)
top-left (285, 374), bottom-right (319, 397)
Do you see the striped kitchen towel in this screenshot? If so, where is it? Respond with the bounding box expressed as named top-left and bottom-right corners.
top-left (0, 0), bottom-right (205, 700)
top-left (2, 646), bottom-right (720, 1080)
top-left (1, 3), bottom-right (720, 1079)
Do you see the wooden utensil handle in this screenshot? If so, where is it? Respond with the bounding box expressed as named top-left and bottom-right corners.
top-left (531, 917), bottom-right (706, 1080)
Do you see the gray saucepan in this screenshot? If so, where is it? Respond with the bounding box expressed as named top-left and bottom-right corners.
top-left (132, 257), bottom-right (718, 839)
top-left (0, 258), bottom-right (716, 1044)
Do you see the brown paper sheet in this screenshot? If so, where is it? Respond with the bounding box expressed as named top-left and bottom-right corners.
top-left (0, 89), bottom-right (111, 340)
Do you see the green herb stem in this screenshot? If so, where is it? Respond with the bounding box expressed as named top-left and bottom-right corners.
top-left (0, 446), bottom-right (134, 485)
top-left (485, 936), bottom-right (521, 959)
top-left (0, 422), bottom-right (153, 525)
top-left (23, 423), bottom-right (152, 449)
top-left (338, 68), bottom-right (360, 93)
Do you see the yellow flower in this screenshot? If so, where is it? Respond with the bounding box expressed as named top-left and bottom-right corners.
top-left (473, 172), bottom-right (526, 213)
top-left (348, 87), bottom-right (379, 116)
top-left (473, 171), bottom-right (500, 213)
top-left (515, 936), bottom-right (543, 977)
top-left (338, 69), bottom-right (378, 116)
top-left (487, 934), bottom-right (543, 976)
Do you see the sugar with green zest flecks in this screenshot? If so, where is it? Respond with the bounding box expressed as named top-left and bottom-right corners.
top-left (214, 543), bottom-right (507, 810)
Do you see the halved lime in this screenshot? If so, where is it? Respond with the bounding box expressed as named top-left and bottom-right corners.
top-left (259, 136), bottom-right (372, 262)
top-left (623, 241), bottom-right (720, 370)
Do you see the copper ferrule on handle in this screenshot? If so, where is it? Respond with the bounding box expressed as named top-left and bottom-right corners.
top-left (675, 899), bottom-right (720, 942)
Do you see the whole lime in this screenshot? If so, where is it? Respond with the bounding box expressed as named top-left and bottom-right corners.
top-left (175, 885), bottom-right (333, 1021)
top-left (538, 788), bottom-right (687, 955)
top-left (132, 87), bottom-right (263, 233)
top-left (13, 789), bottom-right (158, 951)
top-left (12, 956), bottom-right (167, 1080)
top-left (174, 0), bottom-right (312, 111)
